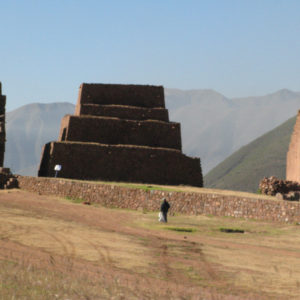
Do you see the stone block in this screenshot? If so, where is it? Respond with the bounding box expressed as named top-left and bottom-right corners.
top-left (76, 104), bottom-right (169, 121)
top-left (58, 115), bottom-right (182, 150)
top-left (75, 83), bottom-right (165, 112)
top-left (38, 142), bottom-right (203, 187)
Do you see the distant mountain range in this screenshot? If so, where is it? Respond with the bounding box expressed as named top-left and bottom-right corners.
top-left (165, 88), bottom-right (300, 173)
top-left (204, 116), bottom-right (296, 192)
top-left (4, 88), bottom-right (300, 182)
top-left (5, 102), bottom-right (75, 175)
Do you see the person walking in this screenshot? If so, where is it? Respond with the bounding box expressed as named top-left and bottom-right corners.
top-left (159, 198), bottom-right (170, 223)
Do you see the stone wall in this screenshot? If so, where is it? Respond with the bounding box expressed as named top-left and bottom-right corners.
top-left (17, 176), bottom-right (300, 223)
top-left (287, 110), bottom-right (300, 182)
top-left (0, 82), bottom-right (6, 167)
top-left (38, 142), bottom-right (202, 186)
top-left (75, 83), bottom-right (165, 113)
top-left (76, 104), bottom-right (169, 122)
top-left (58, 115), bottom-right (182, 150)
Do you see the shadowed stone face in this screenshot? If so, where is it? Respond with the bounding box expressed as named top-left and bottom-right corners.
top-left (0, 82), bottom-right (6, 167)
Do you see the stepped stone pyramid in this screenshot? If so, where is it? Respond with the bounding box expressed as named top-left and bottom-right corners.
top-left (38, 83), bottom-right (203, 186)
top-left (287, 110), bottom-right (300, 182)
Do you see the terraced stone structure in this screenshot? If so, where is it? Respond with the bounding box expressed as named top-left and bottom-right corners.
top-left (0, 82), bottom-right (6, 167)
top-left (38, 83), bottom-right (203, 186)
top-left (287, 110), bottom-right (300, 182)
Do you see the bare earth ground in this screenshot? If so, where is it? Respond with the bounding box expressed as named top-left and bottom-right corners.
top-left (0, 189), bottom-right (300, 299)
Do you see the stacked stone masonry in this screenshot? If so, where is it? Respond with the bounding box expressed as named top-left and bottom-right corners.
top-left (0, 82), bottom-right (6, 167)
top-left (75, 84), bottom-right (165, 110)
top-left (0, 83), bottom-right (15, 189)
top-left (76, 104), bottom-right (169, 121)
top-left (58, 115), bottom-right (181, 150)
top-left (18, 176), bottom-right (300, 223)
top-left (38, 83), bottom-right (203, 186)
top-left (287, 110), bottom-right (300, 182)
top-left (39, 142), bottom-right (201, 186)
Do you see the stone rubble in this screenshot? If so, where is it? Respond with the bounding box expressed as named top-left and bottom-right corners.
top-left (0, 168), bottom-right (18, 189)
top-left (259, 176), bottom-right (300, 200)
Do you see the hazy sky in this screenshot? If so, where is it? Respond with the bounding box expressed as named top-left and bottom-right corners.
top-left (1, 0), bottom-right (300, 111)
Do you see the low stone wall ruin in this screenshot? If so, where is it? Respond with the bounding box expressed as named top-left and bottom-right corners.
top-left (259, 176), bottom-right (300, 199)
top-left (17, 176), bottom-right (300, 223)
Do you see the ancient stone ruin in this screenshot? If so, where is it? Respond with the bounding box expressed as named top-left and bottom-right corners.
top-left (259, 176), bottom-right (300, 200)
top-left (258, 109), bottom-right (300, 200)
top-left (38, 83), bottom-right (203, 186)
top-left (0, 82), bottom-right (6, 167)
top-left (287, 110), bottom-right (300, 182)
top-left (0, 82), bottom-right (18, 189)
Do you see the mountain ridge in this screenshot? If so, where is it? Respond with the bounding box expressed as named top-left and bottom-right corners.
top-left (4, 88), bottom-right (300, 180)
top-left (165, 88), bottom-right (300, 172)
top-left (204, 116), bottom-right (296, 192)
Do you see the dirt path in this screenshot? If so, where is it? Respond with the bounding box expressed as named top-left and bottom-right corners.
top-left (0, 189), bottom-right (299, 299)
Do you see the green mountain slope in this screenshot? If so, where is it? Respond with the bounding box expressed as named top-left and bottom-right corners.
top-left (204, 116), bottom-right (297, 193)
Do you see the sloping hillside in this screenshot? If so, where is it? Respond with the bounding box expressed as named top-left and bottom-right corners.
top-left (204, 116), bottom-right (296, 192)
top-left (166, 88), bottom-right (300, 173)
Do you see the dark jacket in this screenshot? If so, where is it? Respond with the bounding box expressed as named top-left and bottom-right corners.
top-left (160, 199), bottom-right (170, 213)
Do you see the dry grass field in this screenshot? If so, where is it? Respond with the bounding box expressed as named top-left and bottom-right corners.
top-left (0, 189), bottom-right (300, 299)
